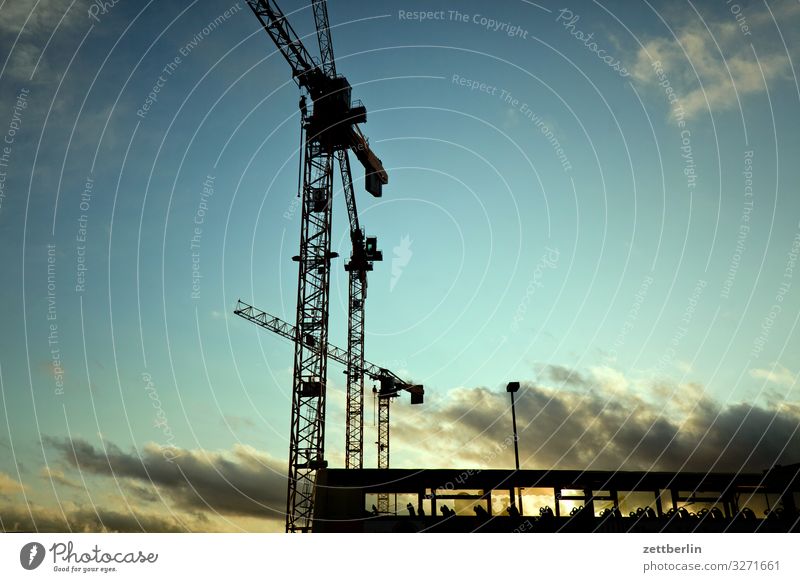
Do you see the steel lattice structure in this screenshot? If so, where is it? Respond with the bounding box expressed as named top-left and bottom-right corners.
top-left (235, 300), bottom-right (417, 388)
top-left (339, 150), bottom-right (371, 470)
top-left (241, 0), bottom-right (425, 528)
top-left (234, 300), bottom-right (423, 517)
top-left (376, 396), bottom-right (391, 513)
top-left (284, 135), bottom-right (334, 532)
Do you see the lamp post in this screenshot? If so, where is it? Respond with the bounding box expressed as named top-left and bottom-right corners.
top-left (507, 381), bottom-right (522, 512)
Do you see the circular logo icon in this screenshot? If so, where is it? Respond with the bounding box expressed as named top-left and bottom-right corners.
top-left (20, 542), bottom-right (46, 570)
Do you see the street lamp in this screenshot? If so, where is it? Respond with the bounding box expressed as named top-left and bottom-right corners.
top-left (507, 381), bottom-right (522, 513)
top-left (506, 381), bottom-right (521, 470)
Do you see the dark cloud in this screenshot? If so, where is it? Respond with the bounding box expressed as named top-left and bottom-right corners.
top-left (391, 367), bottom-right (800, 473)
top-left (0, 503), bottom-right (186, 533)
top-left (546, 364), bottom-right (587, 386)
top-left (124, 482), bottom-right (160, 504)
top-left (43, 438), bottom-right (287, 522)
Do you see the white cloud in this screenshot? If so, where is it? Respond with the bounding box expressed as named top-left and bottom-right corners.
top-left (750, 363), bottom-right (796, 387)
top-left (630, 3), bottom-right (798, 120)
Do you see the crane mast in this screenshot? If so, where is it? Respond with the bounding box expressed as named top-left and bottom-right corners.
top-left (243, 0), bottom-right (388, 531)
top-left (339, 151), bottom-right (382, 469)
top-left (376, 393), bottom-right (391, 513)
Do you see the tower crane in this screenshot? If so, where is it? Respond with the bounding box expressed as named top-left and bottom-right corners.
top-left (242, 0), bottom-right (388, 532)
top-left (234, 299), bottom-right (423, 511)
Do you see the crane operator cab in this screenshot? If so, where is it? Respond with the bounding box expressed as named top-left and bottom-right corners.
top-left (306, 76), bottom-right (366, 150)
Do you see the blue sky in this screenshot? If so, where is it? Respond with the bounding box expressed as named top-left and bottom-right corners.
top-left (1, 0), bottom-right (799, 532)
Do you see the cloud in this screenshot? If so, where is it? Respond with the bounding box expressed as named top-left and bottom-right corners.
top-left (124, 482), bottom-right (160, 503)
top-left (750, 364), bottom-right (796, 388)
top-left (0, 0), bottom-right (88, 37)
top-left (39, 466), bottom-right (80, 489)
top-left (629, 3), bottom-right (798, 120)
top-left (546, 364), bottom-right (587, 386)
top-left (0, 472), bottom-right (26, 496)
top-left (3, 42), bottom-right (45, 81)
top-left (0, 0), bottom-right (91, 81)
top-left (43, 438), bottom-right (287, 522)
top-left (0, 503), bottom-right (188, 533)
top-left (390, 365), bottom-right (800, 473)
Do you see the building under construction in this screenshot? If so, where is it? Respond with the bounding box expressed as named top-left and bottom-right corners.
top-left (313, 465), bottom-right (800, 532)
